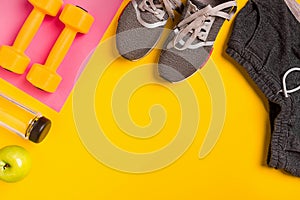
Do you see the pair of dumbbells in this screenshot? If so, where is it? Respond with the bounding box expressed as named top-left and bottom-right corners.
top-left (0, 0), bottom-right (94, 93)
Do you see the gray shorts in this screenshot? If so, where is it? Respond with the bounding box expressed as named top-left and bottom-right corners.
top-left (226, 0), bottom-right (300, 176)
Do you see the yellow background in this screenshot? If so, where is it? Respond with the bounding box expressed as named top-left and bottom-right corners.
top-left (1, 0), bottom-right (300, 199)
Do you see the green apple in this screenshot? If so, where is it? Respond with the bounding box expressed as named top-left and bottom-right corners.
top-left (0, 145), bottom-right (32, 183)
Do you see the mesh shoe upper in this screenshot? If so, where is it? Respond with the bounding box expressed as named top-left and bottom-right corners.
top-left (116, 0), bottom-right (183, 61)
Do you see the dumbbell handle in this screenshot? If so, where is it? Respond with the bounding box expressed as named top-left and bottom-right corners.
top-left (13, 9), bottom-right (45, 52)
top-left (44, 27), bottom-right (77, 71)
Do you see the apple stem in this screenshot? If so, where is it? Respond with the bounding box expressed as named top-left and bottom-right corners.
top-left (0, 161), bottom-right (9, 170)
top-left (3, 163), bottom-right (9, 169)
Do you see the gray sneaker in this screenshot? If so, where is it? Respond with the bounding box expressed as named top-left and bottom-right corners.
top-left (158, 0), bottom-right (236, 82)
top-left (116, 0), bottom-right (184, 61)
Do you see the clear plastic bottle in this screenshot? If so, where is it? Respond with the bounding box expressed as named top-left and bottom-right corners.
top-left (0, 93), bottom-right (51, 143)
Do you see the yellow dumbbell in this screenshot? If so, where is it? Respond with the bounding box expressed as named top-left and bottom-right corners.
top-left (0, 0), bottom-right (63, 74)
top-left (26, 4), bottom-right (94, 93)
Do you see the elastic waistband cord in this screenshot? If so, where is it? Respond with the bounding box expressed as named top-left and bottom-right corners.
top-left (278, 67), bottom-right (300, 97)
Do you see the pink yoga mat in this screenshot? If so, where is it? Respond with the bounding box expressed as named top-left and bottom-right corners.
top-left (0, 0), bottom-right (123, 111)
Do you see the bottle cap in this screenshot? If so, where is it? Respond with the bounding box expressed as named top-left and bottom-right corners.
top-left (29, 117), bottom-right (51, 143)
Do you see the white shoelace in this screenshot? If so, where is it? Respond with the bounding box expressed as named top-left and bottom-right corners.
top-left (132, 0), bottom-right (183, 29)
top-left (167, 1), bottom-right (236, 50)
top-left (278, 67), bottom-right (300, 97)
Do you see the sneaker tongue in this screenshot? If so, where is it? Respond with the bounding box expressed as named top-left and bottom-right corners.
top-left (137, 0), bottom-right (169, 23)
top-left (181, 0), bottom-right (206, 19)
top-left (189, 0), bottom-right (207, 9)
